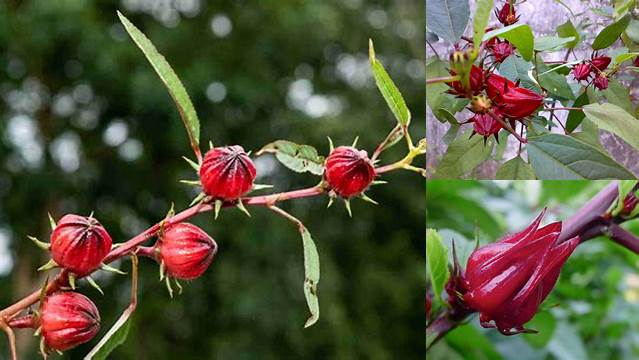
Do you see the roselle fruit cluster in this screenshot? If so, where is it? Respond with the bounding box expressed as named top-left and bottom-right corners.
top-left (571, 53), bottom-right (612, 90)
top-left (461, 211), bottom-right (579, 335)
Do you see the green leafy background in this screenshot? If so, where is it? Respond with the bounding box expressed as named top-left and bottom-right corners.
top-left (0, 1), bottom-right (423, 358)
top-left (427, 180), bottom-right (639, 359)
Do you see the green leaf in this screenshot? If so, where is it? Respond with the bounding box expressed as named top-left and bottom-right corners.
top-left (117, 11), bottom-right (201, 158)
top-left (527, 133), bottom-right (635, 179)
top-left (473, 0), bottom-right (494, 49)
top-left (432, 129), bottom-right (494, 179)
top-left (583, 103), bottom-right (639, 151)
top-left (537, 60), bottom-right (575, 100)
top-left (85, 319), bottom-right (131, 360)
top-left (369, 40), bottom-right (411, 126)
top-left (483, 24), bottom-right (535, 60)
top-left (557, 20), bottom-right (580, 48)
top-left (592, 13), bottom-right (631, 50)
top-left (523, 311), bottom-right (557, 348)
top-left (612, 180), bottom-right (637, 216)
top-left (498, 56), bottom-right (538, 91)
top-left (534, 36), bottom-right (576, 51)
top-left (495, 156), bottom-right (536, 179)
top-left (300, 227), bottom-right (320, 328)
top-left (426, 0), bottom-right (470, 44)
top-left (446, 324), bottom-right (505, 360)
top-left (614, 52), bottom-right (639, 64)
top-left (426, 58), bottom-right (450, 112)
top-left (426, 229), bottom-right (449, 303)
top-left (257, 140), bottom-right (325, 175)
top-left (602, 79), bottom-right (634, 114)
top-left (566, 91), bottom-right (589, 132)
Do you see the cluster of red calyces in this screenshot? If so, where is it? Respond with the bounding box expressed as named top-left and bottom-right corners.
top-left (324, 146), bottom-right (376, 198)
top-left (461, 210), bottom-right (579, 335)
top-left (571, 53), bottom-right (612, 90)
top-left (484, 2), bottom-right (519, 63)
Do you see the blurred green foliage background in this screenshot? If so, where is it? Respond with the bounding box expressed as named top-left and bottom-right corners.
top-left (427, 181), bottom-right (639, 360)
top-left (0, 0), bottom-right (424, 358)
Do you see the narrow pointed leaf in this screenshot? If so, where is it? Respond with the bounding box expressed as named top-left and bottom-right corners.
top-left (369, 40), bottom-right (411, 126)
top-left (473, 0), bottom-right (493, 49)
top-left (300, 227), bottom-right (320, 328)
top-left (426, 229), bottom-right (449, 304)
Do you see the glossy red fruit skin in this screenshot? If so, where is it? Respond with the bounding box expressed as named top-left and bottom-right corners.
top-left (40, 292), bottom-right (100, 351)
top-left (159, 223), bottom-right (218, 280)
top-left (572, 63), bottom-right (591, 81)
top-left (324, 146), bottom-right (376, 198)
top-left (496, 2), bottom-right (519, 25)
top-left (448, 65), bottom-right (486, 97)
top-left (593, 74), bottom-right (609, 90)
top-left (463, 210), bottom-right (579, 335)
top-left (472, 113), bottom-right (502, 138)
top-left (590, 56), bottom-right (611, 72)
top-left (487, 74), bottom-right (544, 119)
top-left (491, 42), bottom-right (515, 63)
top-left (486, 73), bottom-right (515, 100)
top-left (50, 214), bottom-right (112, 276)
top-left (199, 146), bottom-right (257, 201)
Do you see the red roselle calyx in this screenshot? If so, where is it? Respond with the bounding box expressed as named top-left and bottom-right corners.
top-left (491, 41), bottom-right (515, 63)
top-left (448, 65), bottom-right (486, 97)
top-left (50, 214), bottom-right (112, 276)
top-left (463, 210), bottom-right (579, 335)
top-left (469, 113), bottom-right (502, 143)
top-left (157, 223), bottom-right (218, 280)
top-left (590, 55), bottom-right (611, 72)
top-left (495, 1), bottom-right (519, 25)
top-left (324, 146), bottom-right (376, 198)
top-left (200, 145), bottom-right (257, 201)
top-left (487, 74), bottom-right (544, 120)
top-left (40, 292), bottom-right (100, 352)
top-left (572, 63), bottom-right (591, 81)
top-left (593, 74), bottom-right (609, 90)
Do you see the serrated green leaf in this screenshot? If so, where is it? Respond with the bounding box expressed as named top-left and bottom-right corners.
top-left (369, 40), bottom-right (411, 126)
top-left (117, 11), bottom-right (201, 158)
top-left (527, 133), bottom-right (635, 179)
top-left (483, 24), bottom-right (534, 60)
top-left (557, 20), bottom-right (580, 48)
top-left (426, 0), bottom-right (470, 44)
top-left (432, 129), bottom-right (494, 179)
top-left (426, 229), bottom-right (449, 304)
top-left (473, 0), bottom-right (493, 49)
top-left (592, 13), bottom-right (631, 50)
top-left (584, 103), bottom-right (639, 152)
top-left (257, 140), bottom-right (324, 175)
top-left (495, 156), bottom-right (536, 179)
top-left (602, 79), bottom-right (633, 114)
top-left (300, 227), bottom-right (320, 328)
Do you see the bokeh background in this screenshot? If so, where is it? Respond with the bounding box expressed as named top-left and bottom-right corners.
top-left (427, 181), bottom-right (639, 359)
top-left (0, 1), bottom-right (424, 358)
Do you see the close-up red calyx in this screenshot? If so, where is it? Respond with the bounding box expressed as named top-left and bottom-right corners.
top-left (447, 64), bottom-right (486, 97)
top-left (50, 214), bottom-right (113, 276)
top-left (593, 74), bottom-right (609, 90)
top-left (495, 1), bottom-right (519, 25)
top-left (199, 145), bottom-right (257, 201)
top-left (590, 55), bottom-right (611, 72)
top-left (39, 291), bottom-right (100, 352)
top-left (572, 63), bottom-right (592, 81)
top-left (487, 74), bottom-right (544, 120)
top-left (324, 146), bottom-right (376, 198)
top-left (469, 113), bottom-right (502, 143)
top-left (158, 223), bottom-right (218, 280)
top-left (462, 210), bottom-right (579, 335)
top-left (491, 41), bottom-right (515, 63)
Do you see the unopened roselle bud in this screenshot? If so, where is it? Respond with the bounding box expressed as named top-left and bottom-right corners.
top-left (158, 223), bottom-right (218, 280)
top-left (324, 146), bottom-right (376, 198)
top-left (40, 292), bottom-right (100, 352)
top-left (491, 41), bottom-right (515, 63)
top-left (487, 74), bottom-right (544, 119)
top-left (495, 1), bottom-right (519, 25)
top-left (448, 65), bottom-right (486, 97)
top-left (199, 145), bottom-right (257, 201)
top-left (463, 210), bottom-right (579, 335)
top-left (572, 63), bottom-right (592, 81)
top-left (469, 113), bottom-right (502, 143)
top-left (593, 74), bottom-right (609, 90)
top-left (590, 55), bottom-right (611, 72)
top-left (50, 214), bottom-right (112, 276)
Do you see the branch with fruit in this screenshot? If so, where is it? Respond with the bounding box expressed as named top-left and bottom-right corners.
top-left (0, 12), bottom-right (424, 359)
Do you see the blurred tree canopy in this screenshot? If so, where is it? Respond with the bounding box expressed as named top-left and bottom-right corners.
top-left (427, 181), bottom-right (639, 360)
top-left (0, 0), bottom-right (424, 358)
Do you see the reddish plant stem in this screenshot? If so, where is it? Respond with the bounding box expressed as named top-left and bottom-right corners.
top-left (6, 315), bottom-right (34, 329)
top-left (426, 314), bottom-right (458, 350)
top-left (487, 109), bottom-right (527, 144)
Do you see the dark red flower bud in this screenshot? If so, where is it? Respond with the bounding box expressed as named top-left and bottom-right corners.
top-left (448, 65), bottom-right (486, 97)
top-left (491, 41), bottom-right (515, 63)
top-left (158, 223), bottom-right (218, 280)
top-left (50, 214), bottom-right (112, 276)
top-left (463, 210), bottom-right (579, 335)
top-left (572, 63), bottom-right (592, 81)
top-left (469, 113), bottom-right (502, 142)
top-left (40, 292), bottom-right (100, 351)
top-left (495, 2), bottom-right (519, 25)
top-left (200, 145), bottom-right (257, 201)
top-left (324, 146), bottom-right (376, 198)
top-left (634, 56), bottom-right (639, 67)
top-left (591, 55), bottom-right (611, 72)
top-left (622, 193), bottom-right (639, 216)
top-left (593, 74), bottom-right (609, 90)
top-left (488, 75), bottom-right (544, 119)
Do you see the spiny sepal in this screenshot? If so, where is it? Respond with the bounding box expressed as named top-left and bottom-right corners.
top-left (100, 263), bottom-right (127, 275)
top-left (165, 276), bottom-right (174, 298)
top-left (174, 279), bottom-right (184, 295)
top-left (37, 259), bottom-right (58, 272)
top-left (180, 179), bottom-right (201, 187)
top-left (34, 326), bottom-right (42, 337)
top-left (159, 260), bottom-right (166, 281)
top-left (371, 180), bottom-right (388, 186)
top-left (68, 273), bottom-right (76, 290)
top-left (189, 192), bottom-right (207, 207)
top-left (359, 192), bottom-right (379, 205)
top-left (344, 199), bottom-right (353, 217)
top-left (326, 196), bottom-right (335, 209)
top-left (327, 136), bottom-right (335, 153)
top-left (236, 199), bottom-right (251, 217)
top-left (158, 203), bottom-right (175, 235)
top-left (39, 337), bottom-right (47, 359)
top-left (252, 184), bottom-right (274, 191)
top-left (352, 136), bottom-right (359, 148)
top-left (182, 156), bottom-right (201, 172)
top-left (38, 276), bottom-right (50, 304)
top-left (47, 213), bottom-right (57, 231)
top-left (86, 276), bottom-right (104, 295)
top-left (29, 236), bottom-right (50, 251)
top-left (214, 199), bottom-right (223, 220)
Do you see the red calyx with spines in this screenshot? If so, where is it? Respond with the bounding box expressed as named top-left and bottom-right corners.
top-left (50, 214), bottom-right (112, 276)
top-left (200, 145), bottom-right (257, 201)
top-left (324, 146), bottom-right (376, 198)
top-left (590, 55), bottom-right (611, 72)
top-left (462, 210), bottom-right (579, 335)
top-left (490, 41), bottom-right (515, 63)
top-left (158, 223), bottom-right (218, 280)
top-left (469, 113), bottom-right (502, 143)
top-left (495, 1), bottom-right (519, 25)
top-left (487, 74), bottom-right (544, 120)
top-left (572, 63), bottom-right (591, 81)
top-left (40, 292), bottom-right (100, 352)
top-left (593, 74), bottom-right (609, 90)
top-left (447, 64), bottom-right (486, 97)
